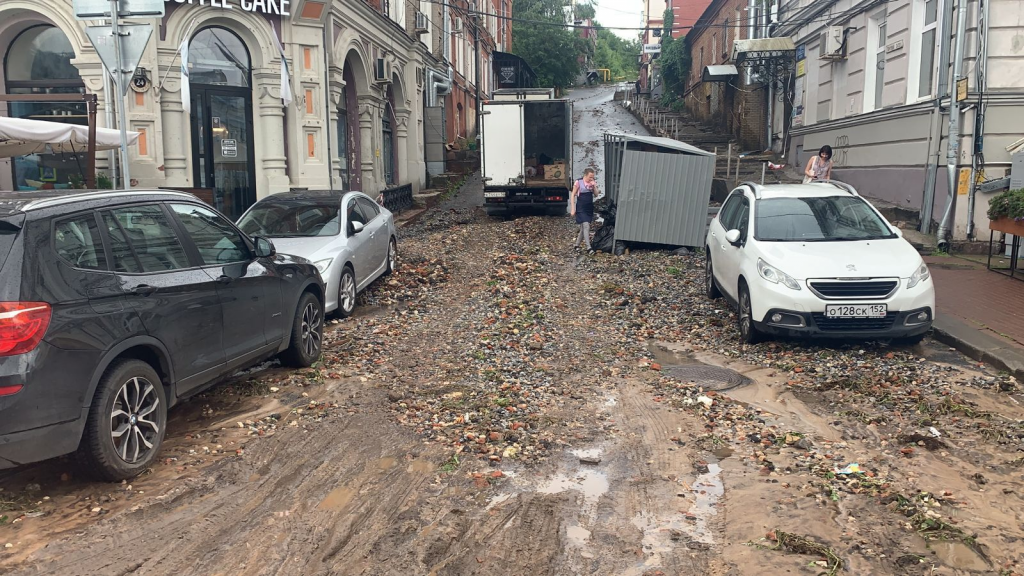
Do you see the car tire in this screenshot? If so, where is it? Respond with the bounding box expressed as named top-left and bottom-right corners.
top-left (705, 252), bottom-right (722, 300)
top-left (281, 291), bottom-right (324, 368)
top-left (737, 282), bottom-right (764, 344)
top-left (384, 237), bottom-right (397, 276)
top-left (76, 359), bottom-right (168, 482)
top-left (336, 266), bottom-right (357, 318)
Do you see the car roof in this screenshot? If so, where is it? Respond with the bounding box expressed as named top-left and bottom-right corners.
top-left (259, 190), bottom-right (350, 203)
top-left (0, 189), bottom-right (201, 216)
top-left (740, 181), bottom-right (861, 199)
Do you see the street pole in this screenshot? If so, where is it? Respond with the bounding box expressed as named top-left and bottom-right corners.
top-left (937, 0), bottom-right (968, 250)
top-left (110, 0), bottom-right (131, 190)
top-left (474, 6), bottom-right (482, 148)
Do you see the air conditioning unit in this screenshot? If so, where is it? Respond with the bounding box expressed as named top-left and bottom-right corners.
top-left (820, 26), bottom-right (847, 60)
top-left (468, 1), bottom-right (480, 20)
top-left (415, 11), bottom-right (429, 33)
top-left (374, 58), bottom-right (389, 83)
top-left (453, 17), bottom-right (463, 33)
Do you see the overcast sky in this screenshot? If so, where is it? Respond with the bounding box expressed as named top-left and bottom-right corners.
top-left (591, 0), bottom-right (645, 40)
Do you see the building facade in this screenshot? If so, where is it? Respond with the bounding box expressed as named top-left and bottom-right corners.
top-left (0, 0), bottom-right (501, 219)
top-left (780, 0), bottom-right (1024, 242)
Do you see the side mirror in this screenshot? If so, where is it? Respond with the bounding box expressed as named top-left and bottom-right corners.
top-left (725, 229), bottom-right (742, 245)
top-left (893, 228), bottom-right (904, 238)
top-left (351, 221), bottom-right (365, 234)
top-left (253, 236), bottom-right (276, 258)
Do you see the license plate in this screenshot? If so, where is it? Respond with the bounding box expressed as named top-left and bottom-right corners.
top-left (483, 192), bottom-right (506, 198)
top-left (825, 304), bottom-right (887, 318)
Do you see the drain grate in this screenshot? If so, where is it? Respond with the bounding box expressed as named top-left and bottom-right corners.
top-left (663, 365), bottom-right (752, 392)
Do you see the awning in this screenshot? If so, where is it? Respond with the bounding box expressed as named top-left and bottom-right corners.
top-left (0, 116), bottom-right (139, 158)
top-left (702, 65), bottom-right (739, 82)
top-left (732, 37), bottom-right (796, 65)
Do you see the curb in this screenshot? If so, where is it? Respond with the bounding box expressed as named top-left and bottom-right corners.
top-left (931, 315), bottom-right (1024, 381)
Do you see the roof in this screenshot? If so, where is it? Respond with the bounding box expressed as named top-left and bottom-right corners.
top-left (732, 37), bottom-right (797, 64)
top-left (741, 181), bottom-right (861, 199)
top-left (605, 133), bottom-right (716, 157)
top-left (0, 189), bottom-right (198, 215)
top-left (262, 190), bottom-right (346, 202)
top-left (702, 65), bottom-right (739, 82)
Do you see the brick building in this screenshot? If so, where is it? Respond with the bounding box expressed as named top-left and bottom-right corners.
top-left (443, 0), bottom-right (508, 143)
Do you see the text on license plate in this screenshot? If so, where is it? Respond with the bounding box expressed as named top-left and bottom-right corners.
top-left (483, 192), bottom-right (506, 198)
top-left (826, 304), bottom-right (887, 318)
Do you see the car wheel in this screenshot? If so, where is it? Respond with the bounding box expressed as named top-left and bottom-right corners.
top-left (384, 237), bottom-right (397, 276)
top-left (281, 291), bottom-right (324, 367)
top-left (892, 333), bottom-right (926, 347)
top-left (76, 359), bottom-right (168, 481)
top-left (737, 282), bottom-right (763, 344)
top-left (336, 266), bottom-right (357, 318)
top-left (705, 252), bottom-right (722, 300)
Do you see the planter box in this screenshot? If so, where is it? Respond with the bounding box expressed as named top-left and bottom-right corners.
top-left (989, 217), bottom-right (1024, 236)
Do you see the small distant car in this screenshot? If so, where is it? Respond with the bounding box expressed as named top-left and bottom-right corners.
top-left (705, 181), bottom-right (935, 344)
top-left (0, 189), bottom-right (325, 480)
top-left (237, 190), bottom-right (397, 317)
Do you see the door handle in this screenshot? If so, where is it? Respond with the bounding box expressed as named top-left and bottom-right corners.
top-left (217, 275), bottom-right (233, 284)
top-left (131, 284), bottom-right (157, 296)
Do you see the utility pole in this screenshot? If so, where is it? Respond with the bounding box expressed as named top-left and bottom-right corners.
top-left (936, 0), bottom-right (969, 250)
top-left (109, 0), bottom-right (131, 189)
top-left (920, 0), bottom-right (954, 234)
top-left (474, 1), bottom-right (483, 147)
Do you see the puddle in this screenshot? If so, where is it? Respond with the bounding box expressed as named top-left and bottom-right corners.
top-left (317, 486), bottom-right (355, 511)
top-left (712, 446), bottom-right (734, 459)
top-left (925, 539), bottom-right (990, 571)
top-left (685, 463), bottom-right (724, 543)
top-left (648, 342), bottom-right (699, 367)
top-left (566, 524), bottom-right (592, 547)
top-left (485, 493), bottom-right (512, 510)
top-left (377, 457), bottom-right (397, 470)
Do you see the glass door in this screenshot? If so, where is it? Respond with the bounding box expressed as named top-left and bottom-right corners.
top-left (190, 88), bottom-right (256, 220)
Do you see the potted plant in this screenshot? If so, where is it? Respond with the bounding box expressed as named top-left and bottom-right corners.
top-left (986, 188), bottom-right (1024, 236)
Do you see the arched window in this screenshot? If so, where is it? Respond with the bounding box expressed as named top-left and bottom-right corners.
top-left (189, 27), bottom-right (252, 88)
top-left (4, 25), bottom-right (86, 191)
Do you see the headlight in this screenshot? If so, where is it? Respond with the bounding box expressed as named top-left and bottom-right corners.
top-left (907, 262), bottom-right (930, 289)
top-left (314, 258), bottom-right (333, 275)
top-left (757, 258), bottom-right (801, 291)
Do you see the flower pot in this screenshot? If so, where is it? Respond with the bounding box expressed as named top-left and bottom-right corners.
top-left (989, 217), bottom-right (1024, 236)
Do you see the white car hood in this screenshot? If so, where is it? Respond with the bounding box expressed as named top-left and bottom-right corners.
top-left (265, 236), bottom-right (339, 260)
top-left (758, 238), bottom-right (921, 279)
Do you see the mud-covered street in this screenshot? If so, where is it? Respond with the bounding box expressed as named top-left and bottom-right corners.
top-left (2, 87), bottom-right (1023, 576)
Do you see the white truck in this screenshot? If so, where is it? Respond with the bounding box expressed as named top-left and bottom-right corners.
top-left (480, 95), bottom-right (574, 214)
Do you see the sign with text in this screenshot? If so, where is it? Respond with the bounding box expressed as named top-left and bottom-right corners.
top-left (164, 0), bottom-right (290, 16)
top-left (956, 77), bottom-right (969, 102)
top-left (642, 44), bottom-right (661, 55)
top-left (86, 24), bottom-right (153, 96)
top-left (75, 0), bottom-right (165, 19)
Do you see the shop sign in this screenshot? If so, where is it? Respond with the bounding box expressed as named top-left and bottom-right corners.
top-left (642, 44), bottom-right (661, 55)
top-left (221, 139), bottom-right (238, 158)
top-left (164, 0), bottom-right (291, 16)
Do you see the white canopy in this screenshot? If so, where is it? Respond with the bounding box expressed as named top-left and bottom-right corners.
top-left (0, 116), bottom-right (139, 158)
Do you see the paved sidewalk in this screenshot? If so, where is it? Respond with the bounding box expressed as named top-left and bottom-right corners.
top-left (926, 254), bottom-right (1024, 379)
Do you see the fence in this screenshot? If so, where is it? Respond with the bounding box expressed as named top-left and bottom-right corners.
top-left (380, 183), bottom-right (413, 214)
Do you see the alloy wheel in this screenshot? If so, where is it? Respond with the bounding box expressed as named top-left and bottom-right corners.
top-left (301, 301), bottom-right (322, 358)
top-left (340, 273), bottom-right (356, 314)
top-left (705, 258), bottom-right (713, 293)
top-left (739, 290), bottom-right (752, 339)
top-left (110, 377), bottom-right (161, 464)
top-left (388, 240), bottom-right (397, 272)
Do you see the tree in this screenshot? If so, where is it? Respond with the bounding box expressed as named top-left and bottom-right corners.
top-left (657, 8), bottom-right (691, 101)
top-left (511, 0), bottom-right (587, 90)
top-left (592, 27), bottom-right (641, 80)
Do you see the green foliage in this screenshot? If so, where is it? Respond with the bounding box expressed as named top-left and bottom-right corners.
top-left (511, 0), bottom-right (587, 90)
top-left (987, 188), bottom-right (1024, 221)
top-left (593, 27), bottom-right (641, 80)
top-left (658, 8), bottom-right (691, 102)
top-left (574, 1), bottom-right (595, 20)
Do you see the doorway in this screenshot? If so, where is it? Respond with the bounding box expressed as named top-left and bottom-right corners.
top-left (187, 27), bottom-right (256, 220)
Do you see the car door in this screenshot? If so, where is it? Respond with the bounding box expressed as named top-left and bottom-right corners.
top-left (167, 202), bottom-right (277, 372)
top-left (710, 192), bottom-right (742, 299)
top-left (343, 194), bottom-right (373, 285)
top-left (100, 204), bottom-right (225, 389)
top-left (716, 193), bottom-right (751, 299)
top-left (355, 196), bottom-right (388, 278)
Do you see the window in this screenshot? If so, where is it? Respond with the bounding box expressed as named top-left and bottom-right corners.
top-left (718, 192), bottom-right (745, 230)
top-left (346, 198), bottom-right (367, 236)
top-left (864, 11), bottom-right (887, 112)
top-left (356, 197), bottom-right (381, 221)
top-left (103, 206), bottom-right (189, 273)
top-left (189, 27), bottom-right (252, 88)
top-left (169, 203), bottom-right (249, 265)
top-left (4, 25), bottom-right (87, 192)
top-left (53, 214), bottom-right (105, 270)
top-left (910, 0), bottom-right (940, 100)
top-left (755, 197), bottom-right (895, 241)
top-left (238, 199), bottom-right (341, 237)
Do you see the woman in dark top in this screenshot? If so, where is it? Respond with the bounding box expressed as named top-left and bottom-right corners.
top-left (570, 167), bottom-right (597, 253)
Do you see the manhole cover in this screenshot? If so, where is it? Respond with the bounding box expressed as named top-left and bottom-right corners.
top-left (663, 365), bottom-right (752, 392)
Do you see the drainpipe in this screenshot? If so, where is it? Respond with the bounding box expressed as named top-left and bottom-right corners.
top-left (426, 66), bottom-right (453, 107)
top-left (936, 0), bottom-right (969, 250)
top-left (920, 0), bottom-right (954, 234)
top-left (965, 0), bottom-right (989, 240)
top-left (765, 1), bottom-right (772, 151)
top-left (103, 65), bottom-right (117, 187)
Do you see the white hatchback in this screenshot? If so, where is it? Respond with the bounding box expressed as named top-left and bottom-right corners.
top-left (704, 181), bottom-right (935, 344)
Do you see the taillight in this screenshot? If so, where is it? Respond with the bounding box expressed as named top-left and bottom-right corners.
top-left (0, 384), bottom-right (23, 396)
top-left (0, 302), bottom-right (52, 356)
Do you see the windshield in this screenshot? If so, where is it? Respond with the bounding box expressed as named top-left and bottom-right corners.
top-left (238, 201), bottom-right (341, 238)
top-left (755, 196), bottom-right (896, 242)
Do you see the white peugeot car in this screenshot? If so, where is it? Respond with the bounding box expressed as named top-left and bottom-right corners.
top-left (704, 181), bottom-right (934, 344)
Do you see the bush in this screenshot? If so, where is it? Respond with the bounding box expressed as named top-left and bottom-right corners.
top-left (986, 188), bottom-right (1024, 221)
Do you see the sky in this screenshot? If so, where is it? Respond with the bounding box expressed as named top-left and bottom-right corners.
top-left (590, 0), bottom-right (645, 40)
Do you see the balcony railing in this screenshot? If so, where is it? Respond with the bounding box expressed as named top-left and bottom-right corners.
top-left (380, 183), bottom-right (413, 214)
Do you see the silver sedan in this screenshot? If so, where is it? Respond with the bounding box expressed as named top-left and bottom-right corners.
top-left (237, 190), bottom-right (397, 316)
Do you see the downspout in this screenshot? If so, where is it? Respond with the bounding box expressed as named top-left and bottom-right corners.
top-left (920, 0), bottom-right (954, 234)
top-left (103, 65), bottom-right (117, 187)
top-left (765, 1), bottom-right (772, 151)
top-left (965, 0), bottom-right (988, 240)
top-left (426, 66), bottom-right (453, 107)
top-left (936, 0), bottom-right (969, 250)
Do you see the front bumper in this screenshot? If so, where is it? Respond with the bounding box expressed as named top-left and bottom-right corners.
top-left (755, 307), bottom-right (933, 339)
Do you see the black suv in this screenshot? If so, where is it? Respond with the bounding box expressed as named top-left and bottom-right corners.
top-left (0, 190), bottom-right (325, 480)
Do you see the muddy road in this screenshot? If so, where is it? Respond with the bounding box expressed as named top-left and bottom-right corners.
top-left (2, 87), bottom-right (1024, 576)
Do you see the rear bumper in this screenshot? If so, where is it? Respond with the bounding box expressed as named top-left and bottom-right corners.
top-left (756, 307), bottom-right (933, 339)
top-left (483, 189), bottom-right (569, 205)
top-left (0, 415), bottom-right (85, 469)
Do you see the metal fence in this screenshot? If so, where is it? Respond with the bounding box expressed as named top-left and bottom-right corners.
top-left (380, 183), bottom-right (413, 214)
